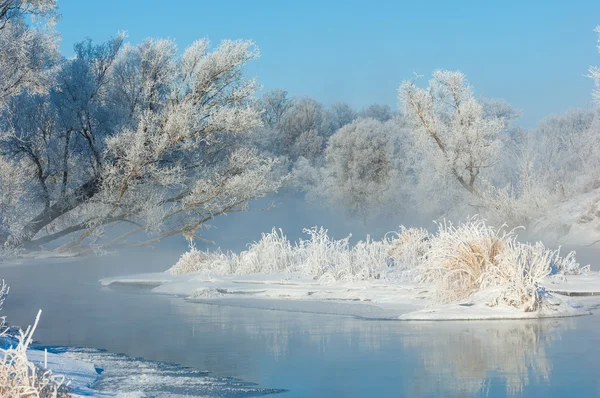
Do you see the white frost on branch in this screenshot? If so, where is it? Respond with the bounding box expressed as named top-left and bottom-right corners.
top-left (590, 26), bottom-right (600, 104)
top-left (0, 30), bottom-right (281, 249)
top-left (399, 70), bottom-right (506, 215)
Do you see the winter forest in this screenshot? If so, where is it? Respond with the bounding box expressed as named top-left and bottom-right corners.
top-left (5, 1), bottom-right (600, 396)
top-left (2, 3), bottom-right (600, 254)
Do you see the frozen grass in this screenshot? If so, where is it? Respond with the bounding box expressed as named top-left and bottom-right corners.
top-left (0, 279), bottom-right (8, 331)
top-left (297, 228), bottom-right (390, 282)
top-left (418, 218), bottom-right (582, 311)
top-left (386, 226), bottom-right (431, 280)
top-left (0, 281), bottom-right (68, 397)
top-left (0, 310), bottom-right (68, 397)
top-left (170, 229), bottom-right (294, 276)
top-left (171, 219), bottom-right (585, 312)
top-left (171, 227), bottom-right (391, 282)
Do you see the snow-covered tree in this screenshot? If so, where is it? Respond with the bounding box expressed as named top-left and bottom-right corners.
top-left (258, 89), bottom-right (292, 128)
top-left (359, 103), bottom-right (393, 122)
top-left (399, 70), bottom-right (506, 198)
top-left (523, 109), bottom-right (600, 195)
top-left (590, 26), bottom-right (600, 104)
top-left (0, 36), bottom-right (282, 250)
top-left (0, 0), bottom-right (57, 104)
top-left (312, 118), bottom-right (404, 222)
top-left (329, 102), bottom-right (357, 131)
top-left (481, 98), bottom-right (521, 122)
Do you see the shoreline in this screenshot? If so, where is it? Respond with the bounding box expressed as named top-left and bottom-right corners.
top-left (100, 271), bottom-right (600, 321)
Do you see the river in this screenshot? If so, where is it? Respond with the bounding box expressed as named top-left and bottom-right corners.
top-left (2, 249), bottom-right (600, 397)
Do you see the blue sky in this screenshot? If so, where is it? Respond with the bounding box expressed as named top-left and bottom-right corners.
top-left (56, 0), bottom-right (600, 127)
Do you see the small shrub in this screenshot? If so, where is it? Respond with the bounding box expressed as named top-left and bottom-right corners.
top-left (420, 218), bottom-right (582, 311)
top-left (170, 246), bottom-right (231, 276)
top-left (0, 310), bottom-right (68, 398)
top-left (388, 226), bottom-right (431, 269)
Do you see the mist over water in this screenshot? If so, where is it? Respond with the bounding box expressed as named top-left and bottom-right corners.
top-left (193, 193), bottom-right (427, 253)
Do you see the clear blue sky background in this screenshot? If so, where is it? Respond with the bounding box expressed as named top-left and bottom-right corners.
top-left (55, 0), bottom-right (600, 127)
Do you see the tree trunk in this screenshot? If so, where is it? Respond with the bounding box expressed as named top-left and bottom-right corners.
top-left (19, 177), bottom-right (101, 247)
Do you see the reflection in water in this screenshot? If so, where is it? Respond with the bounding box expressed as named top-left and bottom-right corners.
top-left (402, 320), bottom-right (574, 397)
top-left (174, 301), bottom-right (392, 359)
top-left (173, 300), bottom-right (574, 397)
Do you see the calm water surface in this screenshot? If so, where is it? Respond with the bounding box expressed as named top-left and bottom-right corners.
top-left (2, 250), bottom-right (600, 397)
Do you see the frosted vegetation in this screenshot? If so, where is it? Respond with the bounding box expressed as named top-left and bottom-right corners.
top-left (170, 218), bottom-right (584, 312)
top-left (0, 0), bottom-right (281, 254)
top-left (0, 279), bottom-right (68, 397)
top-left (1, 0), bottom-right (600, 253)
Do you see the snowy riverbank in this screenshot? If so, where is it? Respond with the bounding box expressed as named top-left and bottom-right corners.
top-left (99, 218), bottom-right (600, 321)
top-left (100, 271), bottom-right (600, 321)
top-left (2, 337), bottom-right (284, 397)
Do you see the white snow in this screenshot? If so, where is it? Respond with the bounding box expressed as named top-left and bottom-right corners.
top-left (398, 289), bottom-right (589, 320)
top-left (100, 270), bottom-right (598, 321)
top-left (24, 347), bottom-right (107, 397)
top-left (25, 345), bottom-right (284, 397)
top-left (542, 273), bottom-right (600, 295)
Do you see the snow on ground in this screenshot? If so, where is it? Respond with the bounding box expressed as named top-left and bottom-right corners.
top-left (25, 347), bottom-right (105, 397)
top-left (100, 271), bottom-right (598, 321)
top-left (398, 288), bottom-right (589, 320)
top-left (542, 273), bottom-right (600, 296)
top-left (101, 271), bottom-right (425, 319)
top-left (32, 347), bottom-right (284, 397)
top-left (17, 343), bottom-right (284, 397)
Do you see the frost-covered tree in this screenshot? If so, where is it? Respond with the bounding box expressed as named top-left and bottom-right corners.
top-left (481, 98), bottom-right (522, 123)
top-left (523, 109), bottom-right (600, 195)
top-left (359, 103), bottom-right (393, 122)
top-left (282, 97), bottom-right (331, 138)
top-left (258, 89), bottom-right (291, 128)
top-left (0, 0), bottom-right (57, 104)
top-left (0, 0), bottom-right (56, 24)
top-left (0, 35), bottom-right (282, 250)
top-left (590, 26), bottom-right (600, 104)
top-left (399, 70), bottom-right (506, 198)
top-left (479, 106), bottom-right (600, 228)
top-left (245, 90), bottom-right (292, 156)
top-left (311, 118), bottom-right (404, 222)
top-left (269, 97), bottom-right (332, 162)
top-left (329, 102), bottom-right (357, 131)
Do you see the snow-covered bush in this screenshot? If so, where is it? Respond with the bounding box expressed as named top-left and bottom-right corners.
top-left (486, 242), bottom-right (568, 311)
top-left (170, 229), bottom-right (295, 276)
top-left (169, 246), bottom-right (232, 276)
top-left (0, 289), bottom-right (67, 398)
top-left (234, 228), bottom-right (295, 275)
top-left (0, 280), bottom-right (68, 396)
top-left (297, 227), bottom-right (389, 282)
top-left (170, 219), bottom-right (583, 312)
top-left (170, 227), bottom-right (391, 282)
top-left (419, 218), bottom-right (511, 302)
top-left (419, 218), bottom-right (581, 311)
top-left (387, 226), bottom-right (431, 270)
